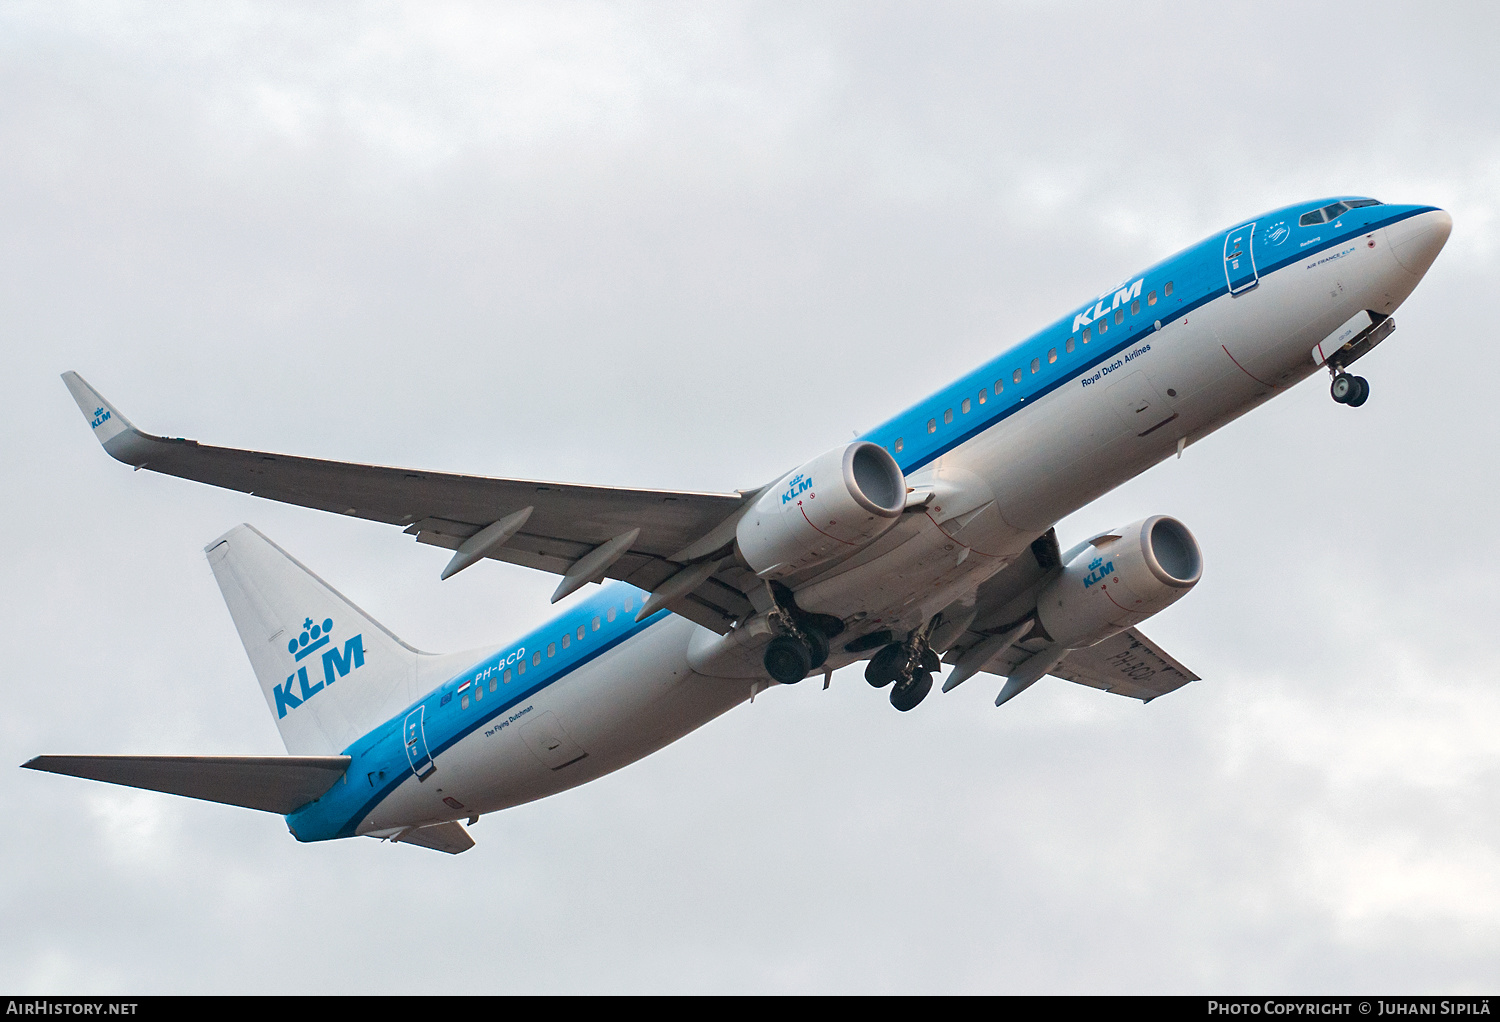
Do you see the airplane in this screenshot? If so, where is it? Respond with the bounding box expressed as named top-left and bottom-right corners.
top-left (26, 197), bottom-right (1452, 854)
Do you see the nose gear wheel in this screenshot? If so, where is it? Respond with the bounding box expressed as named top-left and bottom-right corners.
top-left (1330, 372), bottom-right (1369, 406)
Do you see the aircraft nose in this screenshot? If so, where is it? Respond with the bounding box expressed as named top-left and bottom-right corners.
top-left (1385, 208), bottom-right (1453, 278)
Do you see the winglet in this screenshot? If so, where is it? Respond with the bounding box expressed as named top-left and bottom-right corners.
top-left (60, 371), bottom-right (153, 466)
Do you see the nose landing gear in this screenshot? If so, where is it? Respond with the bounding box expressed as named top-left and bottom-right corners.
top-left (1330, 372), bottom-right (1369, 407)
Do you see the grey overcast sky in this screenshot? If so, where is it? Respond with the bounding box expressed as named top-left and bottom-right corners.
top-left (3, 1), bottom-right (1498, 994)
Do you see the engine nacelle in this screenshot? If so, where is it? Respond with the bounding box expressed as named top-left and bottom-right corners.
top-left (736, 441), bottom-right (906, 579)
top-left (1035, 515), bottom-right (1203, 649)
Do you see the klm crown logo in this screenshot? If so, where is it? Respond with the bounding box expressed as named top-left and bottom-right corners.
top-left (289, 617), bottom-right (333, 660)
top-left (90, 406), bottom-right (111, 429)
top-left (781, 473), bottom-right (813, 505)
top-left (1083, 556), bottom-right (1115, 589)
top-left (274, 614), bottom-right (366, 718)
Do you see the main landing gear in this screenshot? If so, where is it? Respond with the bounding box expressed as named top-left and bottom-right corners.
top-left (1330, 372), bottom-right (1369, 407)
top-left (761, 584), bottom-right (841, 686)
top-left (864, 626), bottom-right (940, 712)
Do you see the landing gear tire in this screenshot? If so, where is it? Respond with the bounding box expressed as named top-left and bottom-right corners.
top-left (764, 635), bottom-right (812, 685)
top-left (1331, 373), bottom-right (1370, 406)
top-left (890, 670), bottom-right (933, 712)
top-left (865, 643), bottom-right (905, 688)
top-left (804, 628), bottom-right (830, 670)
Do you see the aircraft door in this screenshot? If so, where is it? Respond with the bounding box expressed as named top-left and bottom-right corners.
top-left (1223, 223), bottom-right (1258, 294)
top-left (403, 706), bottom-right (436, 781)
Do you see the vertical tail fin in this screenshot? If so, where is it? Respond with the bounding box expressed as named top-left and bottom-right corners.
top-left (206, 525), bottom-right (426, 755)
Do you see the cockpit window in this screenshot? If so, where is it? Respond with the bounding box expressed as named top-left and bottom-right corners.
top-left (1299, 198), bottom-right (1381, 227)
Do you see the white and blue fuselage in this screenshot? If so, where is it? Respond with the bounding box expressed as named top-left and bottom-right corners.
top-left (286, 198), bottom-right (1452, 844)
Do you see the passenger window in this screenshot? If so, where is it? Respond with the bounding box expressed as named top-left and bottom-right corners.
top-left (1030, 358), bottom-right (1040, 374)
top-left (1114, 308), bottom-right (1124, 325)
top-left (461, 694), bottom-right (469, 710)
top-left (1131, 299), bottom-right (1140, 315)
top-left (961, 398), bottom-right (970, 414)
top-left (894, 437), bottom-right (904, 452)
top-left (607, 606), bottom-right (617, 622)
top-left (943, 408), bottom-right (953, 424)
top-left (1082, 327), bottom-right (1091, 342)
top-left (504, 668), bottom-right (512, 683)
top-left (624, 596), bottom-right (634, 612)
top-left (995, 378), bottom-right (1004, 393)
top-left (592, 616), bottom-right (601, 632)
top-left (1065, 337), bottom-right (1075, 353)
top-left (1012, 369), bottom-right (1022, 384)
top-left (927, 418), bottom-right (936, 434)
top-left (547, 642), bottom-right (556, 657)
top-left (519, 659), bottom-right (527, 674)
top-left (1164, 281), bottom-right (1174, 297)
top-left (1047, 348), bottom-right (1057, 364)
top-left (560, 633), bottom-right (569, 650)
top-left (978, 388), bottom-right (987, 404)
top-left (490, 677), bottom-right (497, 692)
top-left (577, 625), bottom-right (585, 641)
top-left (1098, 319), bottom-right (1107, 333)
top-left (475, 685), bottom-right (482, 701)
top-left (1147, 291), bottom-right (1157, 306)
top-left (531, 650), bottom-right (541, 666)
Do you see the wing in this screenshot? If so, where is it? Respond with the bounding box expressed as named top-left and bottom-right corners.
top-left (63, 372), bottom-right (757, 632)
top-left (949, 626), bottom-right (1199, 703)
top-left (1048, 628), bottom-right (1200, 701)
top-left (941, 533), bottom-right (1200, 703)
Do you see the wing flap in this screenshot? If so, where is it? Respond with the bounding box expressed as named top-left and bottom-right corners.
top-left (22, 755), bottom-right (351, 814)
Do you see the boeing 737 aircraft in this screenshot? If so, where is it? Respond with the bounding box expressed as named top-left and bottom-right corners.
top-left (27, 197), bottom-right (1451, 854)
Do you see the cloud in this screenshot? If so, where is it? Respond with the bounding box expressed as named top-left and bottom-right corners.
top-left (2, 0), bottom-right (1496, 993)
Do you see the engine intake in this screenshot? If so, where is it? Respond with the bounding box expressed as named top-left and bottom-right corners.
top-left (1035, 515), bottom-right (1202, 649)
top-left (736, 441), bottom-right (906, 579)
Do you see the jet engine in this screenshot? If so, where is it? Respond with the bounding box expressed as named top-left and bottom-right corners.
top-left (1035, 515), bottom-right (1202, 649)
top-left (736, 441), bottom-right (906, 579)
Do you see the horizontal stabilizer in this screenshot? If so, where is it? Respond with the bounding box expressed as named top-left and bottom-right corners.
top-left (392, 820), bottom-right (474, 854)
top-left (22, 755), bottom-right (351, 814)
